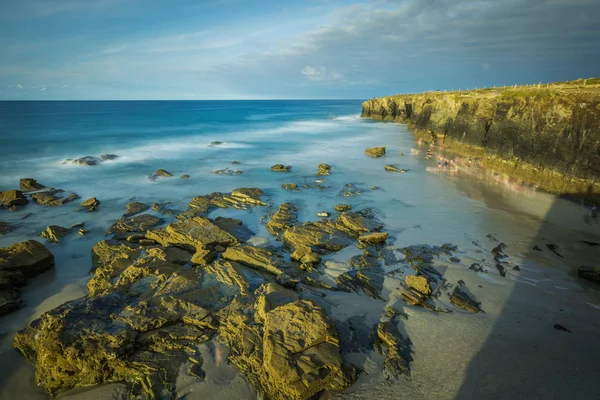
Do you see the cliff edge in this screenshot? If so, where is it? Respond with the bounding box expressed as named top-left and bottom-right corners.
top-left (361, 79), bottom-right (600, 200)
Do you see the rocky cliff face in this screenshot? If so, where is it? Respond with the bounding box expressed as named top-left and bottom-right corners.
top-left (361, 80), bottom-right (600, 199)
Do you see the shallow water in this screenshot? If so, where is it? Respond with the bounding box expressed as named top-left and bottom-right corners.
top-left (1, 100), bottom-right (599, 399)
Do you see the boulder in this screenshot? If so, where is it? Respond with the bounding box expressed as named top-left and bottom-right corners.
top-left (316, 163), bottom-right (331, 176)
top-left (81, 197), bottom-right (100, 211)
top-left (30, 189), bottom-right (79, 206)
top-left (151, 202), bottom-right (178, 215)
top-left (282, 183), bottom-right (298, 190)
top-left (19, 178), bottom-right (46, 192)
top-left (107, 214), bottom-right (164, 234)
top-left (335, 204), bottom-right (352, 212)
top-left (271, 164), bottom-right (291, 172)
top-left (222, 245), bottom-right (286, 275)
top-left (365, 147), bottom-right (386, 157)
top-left (384, 165), bottom-right (408, 173)
top-left (578, 265), bottom-right (600, 283)
top-left (267, 202), bottom-right (299, 237)
top-left (40, 225), bottom-right (72, 242)
top-left (218, 288), bottom-right (354, 400)
top-left (124, 201), bottom-right (149, 217)
top-left (146, 216), bottom-right (239, 252)
top-left (0, 190), bottom-right (28, 207)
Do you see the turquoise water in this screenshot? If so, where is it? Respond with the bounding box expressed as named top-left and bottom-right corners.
top-left (1, 100), bottom-right (599, 399)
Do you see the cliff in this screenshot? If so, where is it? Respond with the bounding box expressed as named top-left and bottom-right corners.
top-left (361, 79), bottom-right (600, 200)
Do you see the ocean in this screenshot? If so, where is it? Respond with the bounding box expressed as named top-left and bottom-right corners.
top-left (1, 100), bottom-right (599, 399)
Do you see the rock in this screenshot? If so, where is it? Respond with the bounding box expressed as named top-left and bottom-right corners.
top-left (317, 211), bottom-right (331, 218)
top-left (283, 221), bottom-right (352, 253)
top-left (0, 222), bottom-right (14, 235)
top-left (181, 174), bottom-right (190, 179)
top-left (339, 183), bottom-right (364, 197)
top-left (405, 275), bottom-right (431, 295)
top-left (30, 189), bottom-right (79, 206)
top-left (100, 154), bottom-right (119, 161)
top-left (230, 188), bottom-right (266, 206)
top-left (151, 202), bottom-right (178, 215)
top-left (222, 245), bottom-right (285, 275)
top-left (358, 231), bottom-right (388, 245)
top-left (212, 168), bottom-right (244, 175)
top-left (218, 290), bottom-right (354, 400)
top-left (281, 183), bottom-right (298, 190)
top-left (64, 156), bottom-right (101, 166)
top-left (0, 240), bottom-right (55, 316)
top-left (578, 265), bottom-right (600, 283)
top-left (384, 165), bottom-right (408, 172)
top-left (124, 201), bottom-right (149, 217)
top-left (146, 216), bottom-right (239, 252)
top-left (81, 197), bottom-right (100, 211)
top-left (316, 163), bottom-right (332, 176)
top-left (107, 214), bottom-right (164, 234)
top-left (78, 228), bottom-right (88, 236)
top-left (491, 242), bottom-right (508, 259)
top-left (267, 202), bottom-right (299, 237)
top-left (546, 243), bottom-right (564, 258)
top-left (0, 190), bottom-right (28, 207)
top-left (553, 324), bottom-right (571, 333)
top-left (210, 141), bottom-right (223, 146)
top-left (19, 178), bottom-right (46, 192)
top-left (374, 313), bottom-right (412, 380)
top-left (365, 147), bottom-right (386, 157)
top-left (231, 160), bottom-right (241, 165)
top-left (88, 240), bottom-right (145, 295)
top-left (335, 204), bottom-right (352, 212)
top-left (336, 269), bottom-right (383, 299)
top-left (149, 169), bottom-right (174, 180)
top-left (181, 188), bottom-right (267, 218)
top-left (271, 164), bottom-right (291, 172)
top-left (451, 284), bottom-right (482, 312)
top-left (338, 211), bottom-right (382, 235)
top-left (40, 225), bottom-right (72, 242)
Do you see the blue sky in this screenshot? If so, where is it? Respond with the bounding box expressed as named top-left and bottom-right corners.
top-left (1, 0), bottom-right (599, 100)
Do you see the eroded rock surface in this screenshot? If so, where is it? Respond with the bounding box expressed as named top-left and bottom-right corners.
top-left (0, 190), bottom-right (28, 207)
top-left (365, 147), bottom-right (386, 157)
top-left (20, 178), bottom-right (46, 192)
top-left (107, 214), bottom-right (164, 234)
top-left (31, 189), bottom-right (79, 206)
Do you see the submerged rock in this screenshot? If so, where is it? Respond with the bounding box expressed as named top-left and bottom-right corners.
top-left (365, 147), bottom-right (386, 158)
top-left (107, 214), bottom-right (164, 234)
top-left (267, 202), bottom-right (299, 237)
top-left (0, 240), bottom-right (55, 316)
top-left (124, 201), bottom-right (149, 217)
top-left (63, 156), bottom-right (101, 166)
top-left (149, 169), bottom-right (174, 180)
top-left (316, 163), bottom-right (332, 176)
top-left (578, 265), bottom-right (600, 283)
top-left (181, 174), bottom-right (190, 179)
top-left (40, 225), bottom-right (72, 242)
top-left (19, 178), bottom-right (46, 192)
top-left (281, 183), bottom-right (298, 190)
top-left (335, 204), bottom-right (352, 212)
top-left (0, 190), bottom-right (28, 207)
top-left (30, 189), bottom-right (79, 206)
top-left (384, 165), bottom-right (408, 173)
top-left (271, 164), bottom-right (291, 172)
top-left (100, 154), bottom-right (119, 161)
top-left (81, 197), bottom-right (100, 211)
top-left (212, 168), bottom-right (244, 175)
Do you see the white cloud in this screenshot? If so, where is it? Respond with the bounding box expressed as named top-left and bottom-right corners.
top-left (301, 66), bottom-right (344, 82)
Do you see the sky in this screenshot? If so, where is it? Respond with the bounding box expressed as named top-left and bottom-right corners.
top-left (1, 0), bottom-right (599, 100)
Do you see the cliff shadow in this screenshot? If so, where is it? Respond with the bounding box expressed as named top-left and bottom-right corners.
top-left (453, 191), bottom-right (600, 399)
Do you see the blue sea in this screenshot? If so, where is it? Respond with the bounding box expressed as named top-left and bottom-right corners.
top-left (1, 100), bottom-right (599, 399)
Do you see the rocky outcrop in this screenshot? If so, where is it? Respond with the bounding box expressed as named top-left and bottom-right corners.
top-left (30, 189), bottom-right (79, 206)
top-left (107, 214), bottom-right (164, 234)
top-left (81, 197), bottom-right (100, 211)
top-left (40, 225), bottom-right (72, 242)
top-left (365, 147), bottom-right (386, 157)
top-left (316, 163), bottom-right (332, 176)
top-left (125, 201), bottom-right (149, 217)
top-left (0, 240), bottom-right (55, 316)
top-left (0, 190), bottom-right (28, 207)
top-left (222, 245), bottom-right (286, 275)
top-left (271, 164), bottom-right (291, 172)
top-left (20, 178), bottom-right (46, 192)
top-left (362, 81), bottom-right (600, 198)
top-left (267, 202), bottom-right (299, 236)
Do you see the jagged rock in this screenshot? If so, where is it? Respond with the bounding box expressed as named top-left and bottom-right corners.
top-left (0, 222), bottom-right (14, 235)
top-left (317, 211), bottom-right (330, 218)
top-left (0, 190), bottom-right (28, 207)
top-left (88, 240), bottom-right (145, 295)
top-left (338, 183), bottom-right (364, 197)
top-left (491, 242), bottom-right (508, 259)
top-left (20, 178), bottom-right (46, 192)
top-left (218, 287), bottom-right (354, 400)
top-left (40, 225), bottom-right (72, 242)
top-left (212, 168), bottom-right (244, 175)
top-left (267, 202), bottom-right (299, 237)
top-left (316, 163), bottom-right (332, 176)
top-left (81, 197), bottom-right (100, 211)
top-left (406, 275), bottom-right (431, 295)
top-left (451, 284), bottom-right (482, 312)
top-left (146, 216), bottom-right (239, 252)
top-left (124, 201), bottom-right (149, 217)
top-left (107, 214), bottom-right (164, 234)
top-left (335, 204), bottom-right (352, 212)
top-left (349, 254), bottom-right (380, 269)
top-left (230, 188), bottom-right (266, 206)
top-left (282, 221), bottom-right (352, 253)
top-left (282, 183), bottom-right (298, 190)
top-left (338, 211), bottom-right (382, 235)
top-left (151, 202), bottom-right (178, 215)
top-left (384, 165), bottom-right (408, 172)
top-left (365, 147), bottom-right (386, 157)
top-left (181, 189), bottom-right (266, 219)
top-left (271, 164), bottom-right (291, 172)
top-left (204, 260), bottom-right (250, 295)
top-left (358, 231), bottom-right (388, 245)
top-left (212, 217), bottom-right (254, 242)
top-left (63, 156), bottom-right (101, 166)
top-left (30, 189), bottom-right (79, 206)
top-left (149, 169), bottom-right (174, 180)
top-left (0, 240), bottom-right (55, 316)
top-left (336, 269), bottom-right (383, 299)
top-left (222, 245), bottom-right (286, 275)
top-left (374, 313), bottom-right (412, 380)
top-left (578, 265), bottom-right (600, 283)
